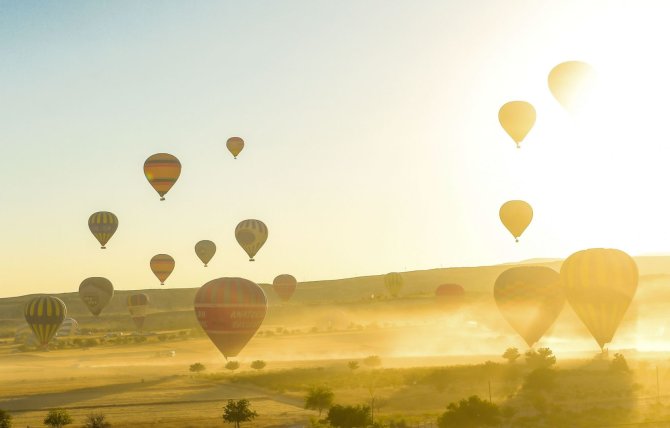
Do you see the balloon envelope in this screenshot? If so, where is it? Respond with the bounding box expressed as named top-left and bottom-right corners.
top-left (79, 277), bottom-right (114, 316)
top-left (127, 293), bottom-right (149, 330)
top-left (150, 254), bottom-right (175, 285)
top-left (273, 274), bottom-right (297, 302)
top-left (144, 153), bottom-right (181, 200)
top-left (24, 296), bottom-right (67, 347)
top-left (88, 211), bottom-right (118, 249)
top-left (494, 266), bottom-right (565, 347)
top-left (226, 137), bottom-right (244, 159)
top-left (498, 101), bottom-right (536, 148)
top-left (235, 220), bottom-right (268, 261)
top-left (194, 277), bottom-right (267, 358)
top-left (384, 272), bottom-right (403, 297)
top-left (499, 200), bottom-right (533, 242)
top-left (195, 240), bottom-right (216, 267)
top-left (560, 248), bottom-right (638, 350)
top-left (548, 61), bottom-right (596, 112)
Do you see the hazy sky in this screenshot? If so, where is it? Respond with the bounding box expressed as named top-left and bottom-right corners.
top-left (2, 0), bottom-right (670, 297)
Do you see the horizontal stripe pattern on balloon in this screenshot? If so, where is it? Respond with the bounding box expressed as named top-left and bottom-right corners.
top-left (273, 274), bottom-right (297, 302)
top-left (127, 293), bottom-right (149, 330)
top-left (144, 153), bottom-right (181, 200)
top-left (150, 254), bottom-right (175, 285)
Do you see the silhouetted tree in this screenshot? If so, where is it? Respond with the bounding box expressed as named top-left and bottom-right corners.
top-left (222, 399), bottom-right (257, 428)
top-left (363, 355), bottom-right (381, 368)
top-left (326, 405), bottom-right (372, 428)
top-left (347, 361), bottom-right (359, 371)
top-left (502, 347), bottom-right (520, 364)
top-left (43, 409), bottom-right (73, 428)
top-left (225, 361), bottom-right (240, 372)
top-left (83, 413), bottom-right (111, 428)
top-left (610, 353), bottom-right (630, 372)
top-left (189, 363), bottom-right (206, 373)
top-left (0, 409), bottom-right (11, 428)
top-left (250, 360), bottom-right (266, 371)
top-left (437, 396), bottom-right (500, 428)
top-left (305, 386), bottom-right (334, 417)
top-left (524, 348), bottom-right (556, 370)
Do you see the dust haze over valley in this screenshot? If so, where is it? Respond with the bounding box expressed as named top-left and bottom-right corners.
top-left (6, 0), bottom-right (670, 427)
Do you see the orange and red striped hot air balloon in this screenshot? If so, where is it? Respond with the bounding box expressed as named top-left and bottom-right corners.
top-left (194, 277), bottom-right (267, 358)
top-left (127, 293), bottom-right (149, 331)
top-left (143, 153), bottom-right (181, 201)
top-left (273, 274), bottom-right (297, 302)
top-left (150, 254), bottom-right (175, 285)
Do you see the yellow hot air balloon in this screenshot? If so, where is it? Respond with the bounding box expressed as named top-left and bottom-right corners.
top-left (226, 137), bottom-right (244, 159)
top-left (548, 61), bottom-right (596, 112)
top-left (195, 240), bottom-right (216, 267)
top-left (88, 211), bottom-right (118, 249)
top-left (560, 248), bottom-right (638, 351)
top-left (24, 296), bottom-right (66, 348)
top-left (150, 254), bottom-right (175, 285)
top-left (144, 153), bottom-right (181, 201)
top-left (384, 272), bottom-right (404, 298)
top-left (494, 266), bottom-right (565, 347)
top-left (498, 101), bottom-right (536, 148)
top-left (235, 219), bottom-right (268, 261)
top-left (499, 200), bottom-right (533, 242)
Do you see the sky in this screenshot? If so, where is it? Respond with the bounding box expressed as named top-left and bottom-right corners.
top-left (2, 0), bottom-right (670, 297)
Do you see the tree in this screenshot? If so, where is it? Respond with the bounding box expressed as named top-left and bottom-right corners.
top-left (363, 355), bottom-right (381, 368)
top-left (304, 386), bottom-right (334, 417)
top-left (347, 361), bottom-right (359, 371)
top-left (250, 360), bottom-right (266, 371)
top-left (610, 353), bottom-right (630, 372)
top-left (225, 361), bottom-right (240, 372)
top-left (190, 363), bottom-right (206, 373)
top-left (524, 347), bottom-right (556, 370)
top-left (437, 396), bottom-right (500, 428)
top-left (0, 409), bottom-right (11, 428)
top-left (326, 405), bottom-right (372, 428)
top-left (222, 399), bottom-right (257, 428)
top-left (43, 409), bottom-right (73, 428)
top-left (523, 368), bottom-right (556, 391)
top-left (502, 347), bottom-right (520, 364)
top-left (83, 413), bottom-right (111, 428)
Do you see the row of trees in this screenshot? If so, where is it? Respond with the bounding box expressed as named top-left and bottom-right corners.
top-left (189, 360), bottom-right (268, 374)
top-left (0, 409), bottom-right (110, 428)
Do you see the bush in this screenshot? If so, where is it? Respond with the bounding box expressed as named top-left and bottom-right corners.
top-left (305, 386), bottom-right (334, 417)
top-left (610, 353), bottom-right (630, 372)
top-left (83, 413), bottom-right (111, 428)
top-left (225, 361), bottom-right (240, 372)
top-left (524, 348), bottom-right (556, 370)
top-left (347, 361), bottom-right (359, 371)
top-left (326, 405), bottom-right (372, 428)
top-left (190, 363), bottom-right (206, 373)
top-left (43, 408), bottom-right (73, 428)
top-left (437, 396), bottom-right (500, 428)
top-left (363, 355), bottom-right (382, 368)
top-left (523, 368), bottom-right (556, 391)
top-left (0, 409), bottom-right (12, 428)
top-left (250, 360), bottom-right (266, 371)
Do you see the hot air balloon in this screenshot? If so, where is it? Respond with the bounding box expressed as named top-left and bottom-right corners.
top-left (235, 219), bottom-right (268, 261)
top-left (273, 274), bottom-right (297, 302)
top-left (127, 293), bottom-right (149, 331)
top-left (79, 277), bottom-right (114, 316)
top-left (226, 137), bottom-right (244, 159)
top-left (24, 296), bottom-right (66, 348)
top-left (435, 283), bottom-right (465, 307)
top-left (499, 200), bottom-right (533, 242)
top-left (195, 240), bottom-right (216, 267)
top-left (548, 61), bottom-right (596, 112)
top-left (498, 101), bottom-right (536, 148)
top-left (494, 266), bottom-right (565, 347)
top-left (384, 272), bottom-right (403, 297)
top-left (194, 277), bottom-right (267, 358)
top-left (143, 153), bottom-right (181, 201)
top-left (560, 248), bottom-right (638, 351)
top-left (88, 211), bottom-right (118, 249)
top-left (150, 254), bottom-right (175, 285)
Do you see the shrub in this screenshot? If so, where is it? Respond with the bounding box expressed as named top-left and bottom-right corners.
top-left (225, 361), bottom-right (240, 372)
top-left (43, 408), bottom-right (73, 428)
top-left (190, 363), bottom-right (206, 373)
top-left (0, 409), bottom-right (12, 428)
top-left (363, 355), bottom-right (382, 368)
top-left (437, 396), bottom-right (500, 428)
top-left (83, 413), bottom-right (111, 428)
top-left (326, 404), bottom-right (371, 428)
top-left (250, 360), bottom-right (266, 371)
